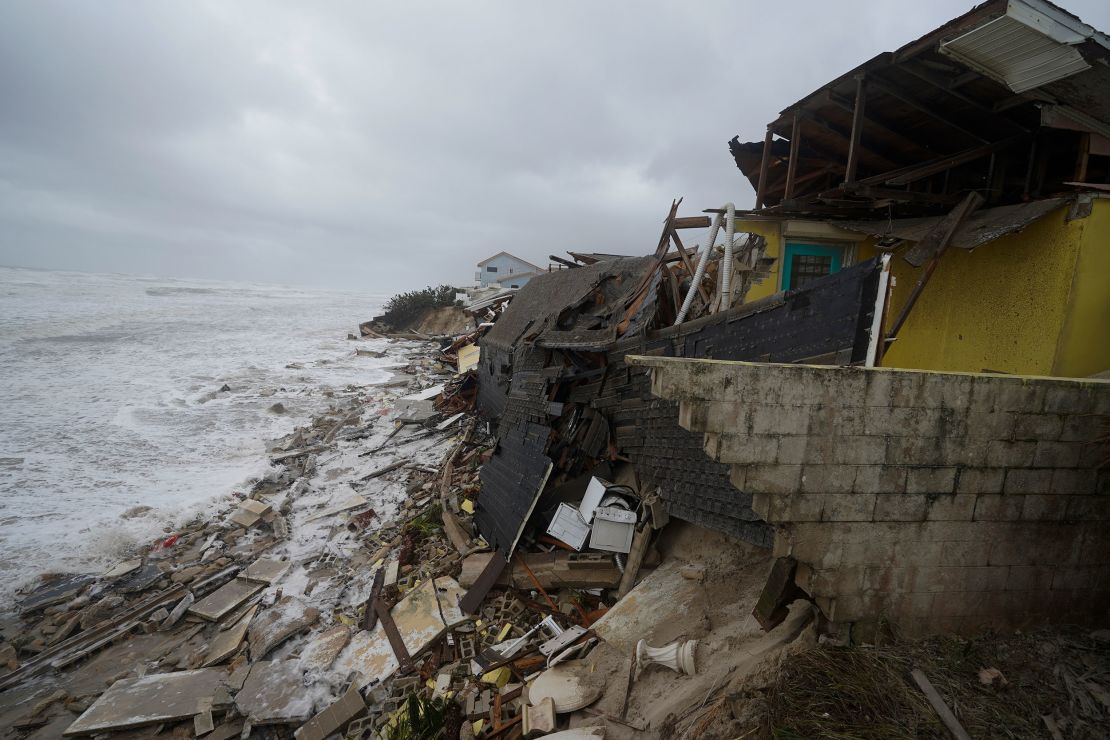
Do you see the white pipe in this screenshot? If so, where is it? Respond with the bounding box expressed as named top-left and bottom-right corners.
top-left (674, 212), bottom-right (722, 325)
top-left (719, 203), bottom-right (736, 310)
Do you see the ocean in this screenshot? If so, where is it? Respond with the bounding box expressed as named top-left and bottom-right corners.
top-left (0, 266), bottom-right (388, 600)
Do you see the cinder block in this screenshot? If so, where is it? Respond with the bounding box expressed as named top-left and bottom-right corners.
top-left (744, 463), bottom-right (802, 495)
top-left (1043, 385), bottom-right (1094, 414)
top-left (965, 411), bottom-right (1016, 440)
top-left (986, 440), bottom-right (1036, 468)
top-left (863, 372), bottom-right (893, 407)
top-left (873, 494), bottom-right (927, 521)
top-left (750, 492), bottom-right (772, 519)
top-left (852, 465), bottom-right (908, 494)
top-left (974, 494), bottom-right (1023, 522)
top-left (714, 433), bottom-right (779, 465)
top-left (1066, 495), bottom-right (1110, 521)
top-left (1006, 565), bottom-right (1054, 591)
top-left (703, 402), bottom-right (753, 432)
top-left (920, 373), bottom-right (973, 411)
top-left (888, 373), bottom-right (926, 407)
top-left (906, 467), bottom-right (957, 494)
top-left (1013, 413), bottom-right (1064, 441)
top-left (940, 437), bottom-right (990, 467)
top-left (828, 435), bottom-right (886, 465)
top-left (914, 407), bottom-right (968, 439)
top-left (956, 468), bottom-right (1005, 495)
top-left (1051, 567), bottom-right (1095, 590)
top-left (886, 436), bottom-right (945, 466)
top-left (1059, 413), bottom-right (1103, 442)
top-left (1004, 469), bottom-right (1053, 494)
top-left (863, 406), bottom-right (921, 437)
top-left (784, 494), bottom-right (825, 522)
top-left (966, 377), bottom-right (1001, 413)
top-left (934, 538), bottom-right (992, 566)
top-left (1020, 495), bottom-right (1068, 521)
top-left (750, 404), bottom-right (811, 436)
top-left (1032, 441), bottom-right (1083, 469)
top-left (925, 494), bottom-right (977, 521)
top-left (776, 436), bottom-right (808, 465)
top-left (820, 493), bottom-right (876, 521)
top-left (677, 401), bottom-right (707, 431)
top-left (992, 381), bottom-right (1045, 414)
top-left (807, 405), bottom-right (867, 437)
top-left (800, 464), bottom-right (857, 494)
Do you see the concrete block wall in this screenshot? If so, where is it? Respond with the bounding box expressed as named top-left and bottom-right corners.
top-left (630, 356), bottom-right (1110, 636)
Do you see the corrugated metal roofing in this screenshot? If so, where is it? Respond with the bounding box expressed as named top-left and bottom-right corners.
top-left (941, 12), bottom-right (1089, 93)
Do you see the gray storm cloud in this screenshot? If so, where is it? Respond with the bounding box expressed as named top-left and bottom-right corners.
top-left (2, 1), bottom-right (1107, 290)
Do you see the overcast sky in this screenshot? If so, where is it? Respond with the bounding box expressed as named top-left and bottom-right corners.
top-left (2, 1), bottom-right (1108, 291)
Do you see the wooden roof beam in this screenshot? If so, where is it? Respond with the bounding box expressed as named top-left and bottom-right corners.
top-left (898, 62), bottom-right (1031, 135)
top-left (857, 134), bottom-right (1028, 187)
top-left (824, 90), bottom-right (935, 159)
top-left (798, 108), bottom-right (902, 173)
top-left (867, 76), bottom-right (990, 144)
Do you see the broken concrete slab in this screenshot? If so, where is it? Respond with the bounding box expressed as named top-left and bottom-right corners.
top-left (63, 668), bottom-right (225, 735)
top-left (20, 575), bottom-right (95, 613)
top-left (202, 605), bottom-right (258, 667)
top-left (248, 597), bottom-right (320, 659)
top-left (393, 399), bottom-right (437, 423)
top-left (161, 592), bottom-right (195, 630)
top-left (302, 494), bottom-right (369, 523)
top-left (102, 559), bottom-right (142, 579)
top-left (591, 558), bottom-right (708, 653)
top-left (116, 563), bottom-right (165, 594)
top-left (335, 577), bottom-right (469, 687)
top-left (293, 682), bottom-right (365, 740)
top-left (229, 499), bottom-right (272, 529)
top-left (188, 579), bottom-right (263, 622)
top-left (299, 625), bottom-right (351, 673)
top-left (235, 661), bottom-right (314, 725)
top-left (239, 557), bottom-right (290, 585)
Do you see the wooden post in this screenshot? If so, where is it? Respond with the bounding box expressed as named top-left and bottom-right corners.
top-left (888, 192), bottom-right (984, 339)
top-left (1075, 132), bottom-right (1091, 183)
top-left (845, 75), bottom-right (866, 184)
top-left (755, 126), bottom-right (774, 209)
top-left (783, 112), bottom-right (801, 201)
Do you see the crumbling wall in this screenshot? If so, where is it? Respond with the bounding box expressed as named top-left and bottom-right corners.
top-left (632, 356), bottom-right (1110, 637)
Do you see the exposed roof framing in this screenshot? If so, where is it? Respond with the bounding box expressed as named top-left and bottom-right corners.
top-left (731, 0), bottom-right (1110, 219)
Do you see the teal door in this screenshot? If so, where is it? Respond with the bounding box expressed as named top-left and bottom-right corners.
top-left (782, 243), bottom-right (844, 290)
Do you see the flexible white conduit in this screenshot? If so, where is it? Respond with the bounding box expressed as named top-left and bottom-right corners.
top-left (673, 202), bottom-right (735, 325)
top-left (719, 202), bottom-right (736, 311)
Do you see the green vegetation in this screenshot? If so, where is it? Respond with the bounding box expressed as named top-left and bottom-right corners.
top-left (379, 285), bottom-right (461, 330)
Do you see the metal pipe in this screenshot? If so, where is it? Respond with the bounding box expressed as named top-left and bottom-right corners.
top-left (674, 204), bottom-right (733, 325)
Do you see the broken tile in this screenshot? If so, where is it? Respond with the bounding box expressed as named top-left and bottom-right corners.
top-left (293, 682), bottom-right (366, 740)
top-left (229, 499), bottom-right (271, 528)
top-left (202, 605), bottom-right (258, 667)
top-left (20, 574), bottom-right (95, 613)
top-left (248, 597), bottom-right (320, 659)
top-left (235, 661), bottom-right (314, 725)
top-left (64, 668), bottom-right (225, 735)
top-left (102, 559), bottom-right (143, 579)
top-left (300, 624), bottom-right (351, 673)
top-left (188, 578), bottom-right (263, 622)
top-left (240, 557), bottom-right (290, 585)
top-left (334, 577), bottom-right (469, 687)
top-left (116, 563), bottom-right (165, 594)
top-left (302, 494), bottom-right (369, 523)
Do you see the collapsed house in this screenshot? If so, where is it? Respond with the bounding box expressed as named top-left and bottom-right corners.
top-left (469, 0), bottom-right (1110, 640)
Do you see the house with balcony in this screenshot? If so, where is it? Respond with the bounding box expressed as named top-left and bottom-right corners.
top-left (474, 251), bottom-right (544, 289)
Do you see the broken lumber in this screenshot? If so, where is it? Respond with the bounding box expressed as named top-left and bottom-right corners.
top-left (459, 551), bottom-right (621, 590)
top-left (910, 668), bottom-right (972, 740)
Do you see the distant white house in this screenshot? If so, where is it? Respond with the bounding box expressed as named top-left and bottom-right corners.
top-left (475, 251), bottom-right (544, 289)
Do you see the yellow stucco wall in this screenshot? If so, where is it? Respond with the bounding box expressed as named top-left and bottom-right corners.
top-left (737, 199), bottom-right (1109, 378)
top-left (738, 220), bottom-right (783, 303)
top-left (1054, 199), bottom-right (1110, 378)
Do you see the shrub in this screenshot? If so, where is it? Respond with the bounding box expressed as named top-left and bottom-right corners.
top-left (379, 285), bottom-right (461, 329)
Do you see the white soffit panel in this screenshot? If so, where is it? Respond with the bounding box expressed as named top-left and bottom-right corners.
top-left (939, 0), bottom-right (1097, 94)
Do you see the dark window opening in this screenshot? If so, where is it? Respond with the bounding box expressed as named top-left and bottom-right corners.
top-left (789, 254), bottom-right (833, 289)
top-left (486, 266), bottom-right (497, 272)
